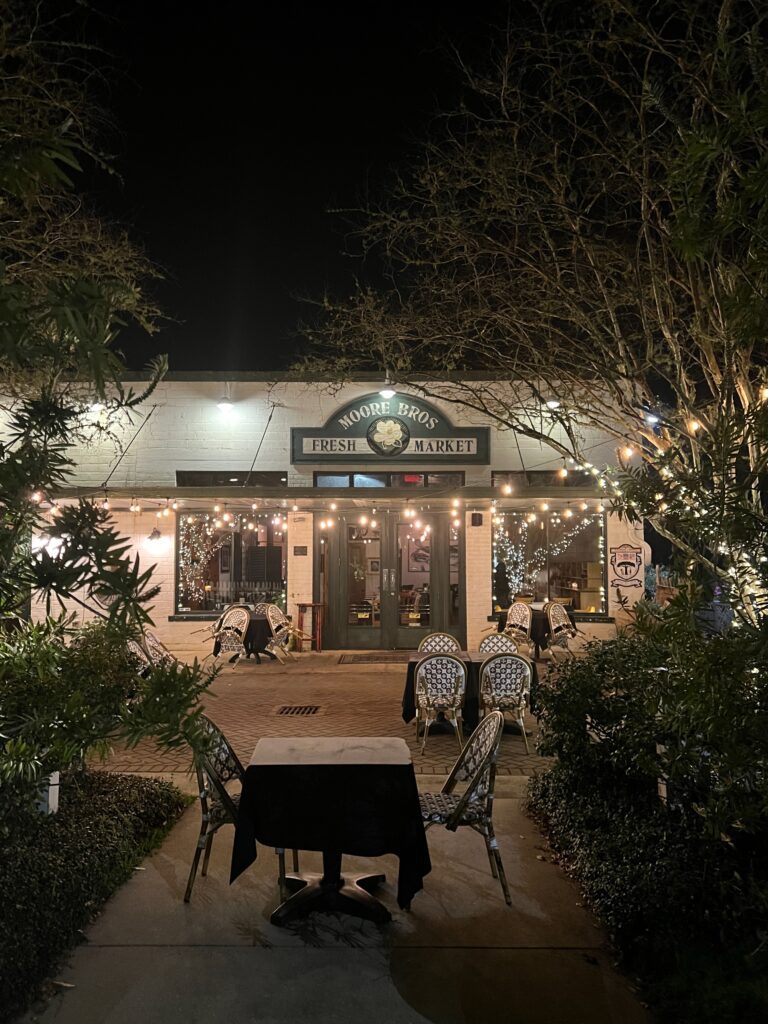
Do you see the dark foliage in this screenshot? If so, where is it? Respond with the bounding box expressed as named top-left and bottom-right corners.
top-left (0, 770), bottom-right (186, 1023)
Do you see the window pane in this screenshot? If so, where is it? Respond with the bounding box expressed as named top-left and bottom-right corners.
top-left (398, 519), bottom-right (431, 628)
top-left (425, 472), bottom-right (464, 488)
top-left (390, 473), bottom-right (424, 488)
top-left (346, 517), bottom-right (381, 628)
top-left (315, 474), bottom-right (350, 487)
top-left (176, 513), bottom-right (286, 613)
top-left (547, 512), bottom-right (605, 613)
top-left (492, 510), bottom-right (606, 613)
top-left (352, 473), bottom-right (387, 487)
top-left (493, 512), bottom-right (547, 607)
top-left (449, 521), bottom-right (460, 627)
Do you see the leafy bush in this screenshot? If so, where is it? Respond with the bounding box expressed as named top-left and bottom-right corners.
top-left (0, 618), bottom-right (215, 831)
top-left (0, 770), bottom-right (186, 1023)
top-left (528, 593), bottom-right (768, 1021)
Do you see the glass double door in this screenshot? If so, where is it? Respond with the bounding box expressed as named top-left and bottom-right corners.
top-left (320, 510), bottom-right (463, 649)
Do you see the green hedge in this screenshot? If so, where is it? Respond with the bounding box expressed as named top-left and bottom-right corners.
top-left (0, 770), bottom-right (186, 1022)
top-left (527, 599), bottom-right (768, 1023)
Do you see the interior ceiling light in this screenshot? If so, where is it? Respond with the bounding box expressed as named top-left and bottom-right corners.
top-left (379, 374), bottom-right (396, 400)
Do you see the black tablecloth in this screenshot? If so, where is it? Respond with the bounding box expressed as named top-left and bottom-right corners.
top-left (497, 607), bottom-right (576, 650)
top-left (244, 615), bottom-right (271, 656)
top-left (230, 761), bottom-right (431, 909)
top-left (211, 610), bottom-right (272, 659)
top-left (401, 653), bottom-right (539, 731)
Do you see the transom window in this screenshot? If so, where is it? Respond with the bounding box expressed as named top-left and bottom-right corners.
top-left (314, 471), bottom-right (465, 488)
top-left (175, 470), bottom-right (287, 486)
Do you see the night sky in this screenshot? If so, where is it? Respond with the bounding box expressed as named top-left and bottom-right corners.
top-left (90, 1), bottom-right (509, 371)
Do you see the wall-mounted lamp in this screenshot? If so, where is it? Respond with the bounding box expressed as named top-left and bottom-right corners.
top-left (379, 374), bottom-right (396, 400)
top-left (148, 526), bottom-right (162, 542)
top-left (217, 383), bottom-right (234, 410)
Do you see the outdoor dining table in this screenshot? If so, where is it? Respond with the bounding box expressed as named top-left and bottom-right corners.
top-left (497, 605), bottom-right (577, 656)
top-left (230, 736), bottom-right (431, 925)
top-left (401, 652), bottom-right (539, 733)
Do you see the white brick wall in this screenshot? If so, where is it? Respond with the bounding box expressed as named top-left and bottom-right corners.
top-left (286, 513), bottom-right (314, 625)
top-left (464, 509), bottom-right (492, 650)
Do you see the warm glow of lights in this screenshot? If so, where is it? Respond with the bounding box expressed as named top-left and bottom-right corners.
top-left (761, 386), bottom-right (768, 403)
top-left (222, 512), bottom-right (231, 522)
top-left (541, 502), bottom-right (549, 511)
top-left (688, 419), bottom-right (701, 433)
top-left (30, 491), bottom-right (43, 504)
top-left (251, 502), bottom-right (258, 511)
top-left (622, 446), bottom-right (634, 459)
top-left (247, 521), bottom-right (255, 530)
top-left (187, 515), bottom-right (195, 524)
top-left (370, 519), bottom-right (378, 529)
top-left (580, 502), bottom-right (588, 511)
top-left (319, 519), bottom-right (326, 530)
top-left (558, 467), bottom-right (568, 478)
top-left (214, 504), bottom-right (221, 513)
top-left (452, 497), bottom-right (461, 507)
top-left (527, 512), bottom-right (537, 523)
top-left (563, 508), bottom-right (573, 518)
top-left (325, 517), bottom-right (334, 528)
top-left (596, 503), bottom-right (604, 512)
top-left (502, 483), bottom-right (513, 495)
top-left (171, 500), bottom-right (179, 510)
top-left (645, 413), bottom-right (659, 425)
top-left (162, 507), bottom-right (170, 517)
top-left (414, 519), bottom-right (422, 529)
top-left (359, 515), bottom-right (368, 525)
top-left (453, 518), bottom-right (461, 527)
top-left (330, 502), bottom-right (337, 511)
top-left (292, 504), bottom-right (299, 512)
top-left (214, 518), bottom-right (222, 527)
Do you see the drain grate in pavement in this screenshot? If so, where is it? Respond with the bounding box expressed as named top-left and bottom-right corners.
top-left (275, 705), bottom-right (322, 716)
top-left (338, 653), bottom-right (414, 664)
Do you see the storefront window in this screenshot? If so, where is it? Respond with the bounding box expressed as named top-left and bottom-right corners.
top-left (492, 510), bottom-right (605, 614)
top-left (176, 513), bottom-right (286, 613)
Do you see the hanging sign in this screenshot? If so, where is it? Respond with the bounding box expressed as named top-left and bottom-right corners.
top-left (291, 393), bottom-right (490, 464)
top-left (609, 544), bottom-right (643, 588)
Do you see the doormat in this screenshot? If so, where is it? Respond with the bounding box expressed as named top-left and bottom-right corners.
top-left (275, 705), bottom-right (323, 716)
top-left (337, 653), bottom-right (414, 664)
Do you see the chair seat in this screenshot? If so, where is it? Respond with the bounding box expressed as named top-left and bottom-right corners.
top-left (209, 790), bottom-right (240, 828)
top-left (419, 790), bottom-right (482, 825)
top-left (416, 695), bottom-right (462, 710)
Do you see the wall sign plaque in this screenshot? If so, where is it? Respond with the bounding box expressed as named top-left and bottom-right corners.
top-left (291, 392), bottom-right (490, 464)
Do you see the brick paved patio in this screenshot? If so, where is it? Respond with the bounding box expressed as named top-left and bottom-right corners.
top-left (100, 652), bottom-right (551, 777)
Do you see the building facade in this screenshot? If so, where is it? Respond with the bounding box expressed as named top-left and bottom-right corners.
top-left (35, 374), bottom-right (645, 657)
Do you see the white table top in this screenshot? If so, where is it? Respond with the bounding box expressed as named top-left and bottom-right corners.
top-left (250, 736), bottom-right (412, 767)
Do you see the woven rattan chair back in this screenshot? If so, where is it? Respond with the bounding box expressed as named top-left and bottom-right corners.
top-left (547, 601), bottom-right (576, 646)
top-left (418, 712), bottom-right (510, 904)
top-left (479, 632), bottom-right (518, 655)
top-left (126, 638), bottom-right (153, 677)
top-left (215, 606), bottom-right (249, 661)
top-left (143, 630), bottom-right (176, 667)
top-left (505, 601), bottom-right (532, 638)
top-left (251, 602), bottom-right (270, 616)
top-left (480, 653), bottom-right (531, 709)
top-left (418, 631), bottom-right (461, 654)
top-left (414, 652), bottom-right (467, 752)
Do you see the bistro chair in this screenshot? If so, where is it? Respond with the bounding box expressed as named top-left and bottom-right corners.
top-left (504, 602), bottom-right (532, 647)
top-left (143, 629), bottom-right (177, 668)
top-left (126, 638), bottom-right (153, 678)
top-left (478, 632), bottom-right (518, 655)
top-left (419, 710), bottom-right (511, 905)
top-left (414, 653), bottom-right (467, 753)
top-left (263, 603), bottom-right (312, 661)
top-left (417, 632), bottom-right (461, 655)
top-left (545, 601), bottom-right (578, 663)
top-left (185, 715), bottom-right (299, 903)
top-left (212, 606), bottom-right (250, 666)
top-left (479, 653), bottom-right (532, 754)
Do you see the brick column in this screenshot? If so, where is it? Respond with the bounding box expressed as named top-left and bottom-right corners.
top-left (286, 512), bottom-right (314, 624)
top-left (464, 509), bottom-right (492, 650)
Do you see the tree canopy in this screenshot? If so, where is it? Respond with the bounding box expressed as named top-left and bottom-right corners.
top-left (302, 0), bottom-right (768, 622)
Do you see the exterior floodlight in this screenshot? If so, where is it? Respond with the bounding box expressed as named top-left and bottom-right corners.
top-left (379, 374), bottom-right (396, 400)
top-left (645, 413), bottom-right (659, 425)
top-left (545, 399), bottom-right (561, 410)
top-left (217, 396), bottom-right (234, 410)
top-left (148, 527), bottom-right (162, 542)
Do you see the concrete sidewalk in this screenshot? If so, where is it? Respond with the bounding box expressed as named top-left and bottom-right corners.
top-left (21, 787), bottom-right (649, 1024)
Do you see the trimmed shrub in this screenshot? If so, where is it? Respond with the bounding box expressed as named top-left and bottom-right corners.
top-left (528, 597), bottom-right (768, 1022)
top-left (0, 770), bottom-right (186, 1022)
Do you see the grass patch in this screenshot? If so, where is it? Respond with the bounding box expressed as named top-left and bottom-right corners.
top-left (0, 770), bottom-right (187, 1022)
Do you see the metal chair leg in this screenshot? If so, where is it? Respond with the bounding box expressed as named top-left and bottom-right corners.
top-left (488, 825), bottom-right (512, 906)
top-left (518, 711), bottom-right (530, 754)
top-left (201, 832), bottom-right (214, 876)
top-left (483, 830), bottom-right (499, 878)
top-left (420, 714), bottom-right (431, 755)
top-left (455, 713), bottom-right (464, 751)
top-left (184, 830), bottom-right (207, 903)
top-left (292, 848), bottom-right (300, 872)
